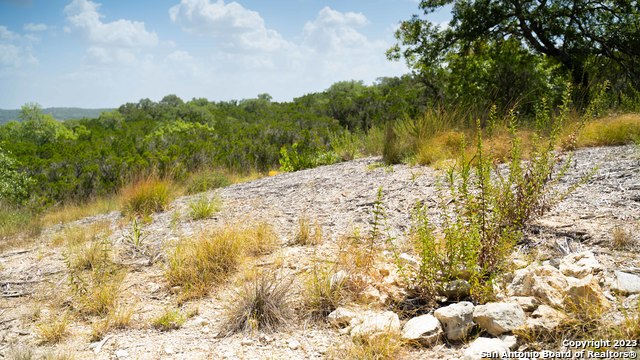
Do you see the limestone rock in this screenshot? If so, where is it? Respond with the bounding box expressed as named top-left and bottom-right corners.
top-left (434, 301), bottom-right (475, 341)
top-left (565, 274), bottom-right (610, 310)
top-left (508, 264), bottom-right (569, 308)
top-left (398, 253), bottom-right (420, 268)
top-left (526, 305), bottom-right (567, 331)
top-left (611, 271), bottom-right (640, 295)
top-left (350, 311), bottom-right (400, 339)
top-left (559, 251), bottom-right (602, 278)
top-left (499, 335), bottom-right (518, 350)
top-left (508, 296), bottom-right (539, 312)
top-left (401, 314), bottom-right (442, 346)
top-left (327, 307), bottom-right (359, 328)
top-left (443, 279), bottom-right (471, 300)
top-left (473, 302), bottom-right (526, 336)
top-left (463, 337), bottom-right (509, 360)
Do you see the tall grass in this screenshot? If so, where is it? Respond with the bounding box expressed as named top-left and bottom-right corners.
top-left (165, 222), bottom-right (278, 302)
top-left (120, 177), bottom-right (172, 217)
top-left (221, 272), bottom-right (292, 335)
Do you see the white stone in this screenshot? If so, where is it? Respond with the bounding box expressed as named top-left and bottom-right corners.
top-left (401, 314), bottom-right (442, 346)
top-left (463, 337), bottom-right (509, 360)
top-left (350, 311), bottom-right (400, 339)
top-left (288, 339), bottom-right (301, 350)
top-left (473, 302), bottom-right (526, 336)
top-left (612, 271), bottom-right (640, 295)
top-left (526, 305), bottom-right (567, 331)
top-left (500, 335), bottom-right (518, 350)
top-left (508, 296), bottom-right (539, 312)
top-left (327, 307), bottom-right (359, 328)
top-left (115, 350), bottom-right (129, 359)
top-left (559, 251), bottom-right (602, 278)
top-left (398, 253), bottom-right (420, 268)
top-left (565, 274), bottom-right (610, 309)
top-left (434, 301), bottom-right (475, 341)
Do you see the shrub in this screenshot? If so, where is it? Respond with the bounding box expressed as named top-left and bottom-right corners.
top-left (120, 177), bottom-right (172, 217)
top-left (152, 308), bottom-right (186, 331)
top-left (188, 195), bottom-right (221, 220)
top-left (330, 131), bottom-right (362, 161)
top-left (279, 142), bottom-right (339, 172)
top-left (221, 273), bottom-right (292, 335)
top-left (407, 87), bottom-right (588, 305)
top-left (185, 170), bottom-right (231, 194)
top-left (361, 126), bottom-right (384, 156)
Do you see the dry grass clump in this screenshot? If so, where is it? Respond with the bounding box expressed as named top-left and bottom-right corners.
top-left (120, 177), bottom-right (172, 217)
top-left (188, 195), bottom-right (221, 220)
top-left (151, 308), bottom-right (186, 331)
top-left (65, 238), bottom-right (124, 317)
top-left (51, 221), bottom-right (112, 247)
top-left (326, 333), bottom-right (405, 360)
top-left (293, 215), bottom-right (323, 246)
top-left (36, 314), bottom-right (70, 344)
top-left (42, 197), bottom-right (118, 226)
top-left (303, 263), bottom-right (348, 319)
top-left (416, 130), bottom-right (466, 166)
top-left (573, 114), bottom-right (640, 147)
top-left (611, 225), bottom-right (636, 249)
top-left (166, 222), bottom-right (279, 302)
top-left (90, 306), bottom-right (134, 341)
top-left (243, 222), bottom-right (279, 256)
top-left (221, 272), bottom-right (292, 335)
top-left (0, 207), bottom-right (41, 251)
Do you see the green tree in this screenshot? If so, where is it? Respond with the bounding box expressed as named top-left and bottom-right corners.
top-left (0, 148), bottom-right (33, 206)
top-left (18, 103), bottom-right (76, 145)
top-left (389, 0), bottom-right (640, 102)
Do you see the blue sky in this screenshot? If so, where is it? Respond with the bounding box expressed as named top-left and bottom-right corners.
top-left (0, 0), bottom-right (450, 108)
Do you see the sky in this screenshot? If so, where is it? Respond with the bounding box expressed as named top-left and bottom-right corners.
top-left (0, 0), bottom-right (450, 108)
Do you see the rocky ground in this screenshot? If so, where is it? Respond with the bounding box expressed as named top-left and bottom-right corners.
top-left (0, 145), bottom-right (639, 359)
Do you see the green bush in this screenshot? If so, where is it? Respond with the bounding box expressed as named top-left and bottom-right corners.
top-left (408, 86), bottom-right (587, 304)
top-left (185, 170), bottom-right (231, 195)
top-left (279, 142), bottom-right (339, 172)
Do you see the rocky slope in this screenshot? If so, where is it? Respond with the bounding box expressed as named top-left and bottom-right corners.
top-left (0, 145), bottom-right (639, 359)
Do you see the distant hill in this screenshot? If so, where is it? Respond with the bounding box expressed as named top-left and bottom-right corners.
top-left (0, 107), bottom-right (113, 124)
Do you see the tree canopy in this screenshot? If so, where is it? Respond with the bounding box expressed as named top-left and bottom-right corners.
top-left (389, 0), bottom-right (640, 101)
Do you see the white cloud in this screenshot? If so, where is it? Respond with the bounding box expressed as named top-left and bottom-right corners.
top-left (302, 7), bottom-right (371, 52)
top-left (0, 25), bottom-right (37, 67)
top-left (169, 0), bottom-right (288, 51)
top-left (23, 23), bottom-right (48, 32)
top-left (0, 26), bottom-right (19, 41)
top-left (64, 0), bottom-right (158, 48)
